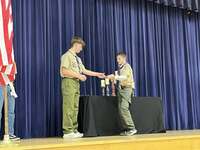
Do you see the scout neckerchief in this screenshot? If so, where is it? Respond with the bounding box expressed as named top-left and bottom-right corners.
top-left (116, 63), bottom-right (127, 89)
top-left (69, 50), bottom-right (81, 74)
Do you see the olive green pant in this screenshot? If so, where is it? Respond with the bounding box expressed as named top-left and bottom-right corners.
top-left (62, 78), bottom-right (80, 134)
top-left (118, 88), bottom-right (135, 130)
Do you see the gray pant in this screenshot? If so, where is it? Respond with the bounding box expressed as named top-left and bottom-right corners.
top-left (118, 88), bottom-right (135, 130)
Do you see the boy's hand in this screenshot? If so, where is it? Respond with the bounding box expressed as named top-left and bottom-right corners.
top-left (106, 74), bottom-right (115, 80)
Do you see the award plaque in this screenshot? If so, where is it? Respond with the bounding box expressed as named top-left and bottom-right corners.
top-left (105, 78), bottom-right (110, 96)
top-left (101, 80), bottom-right (106, 96)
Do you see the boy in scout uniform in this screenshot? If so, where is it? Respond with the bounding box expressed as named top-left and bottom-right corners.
top-left (107, 52), bottom-right (137, 136)
top-left (60, 36), bottom-right (105, 138)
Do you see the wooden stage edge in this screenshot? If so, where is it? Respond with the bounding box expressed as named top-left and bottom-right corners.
top-left (1, 130), bottom-right (200, 150)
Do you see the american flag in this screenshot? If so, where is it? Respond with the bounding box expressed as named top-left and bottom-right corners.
top-left (0, 0), bottom-right (16, 86)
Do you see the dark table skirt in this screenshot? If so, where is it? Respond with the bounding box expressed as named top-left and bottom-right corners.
top-left (78, 96), bottom-right (165, 137)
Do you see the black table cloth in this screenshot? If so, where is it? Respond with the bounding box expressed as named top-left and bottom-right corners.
top-left (78, 96), bottom-right (165, 137)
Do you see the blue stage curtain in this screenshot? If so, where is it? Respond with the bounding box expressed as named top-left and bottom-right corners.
top-left (12, 0), bottom-right (200, 138)
top-left (147, 0), bottom-right (200, 12)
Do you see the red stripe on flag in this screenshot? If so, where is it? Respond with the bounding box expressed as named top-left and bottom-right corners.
top-left (8, 74), bottom-right (14, 82)
top-left (0, 0), bottom-right (16, 85)
top-left (1, 0), bottom-right (14, 65)
top-left (0, 65), bottom-right (7, 73)
top-left (0, 73), bottom-right (6, 86)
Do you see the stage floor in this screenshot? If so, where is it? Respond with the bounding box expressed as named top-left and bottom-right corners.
top-left (0, 130), bottom-right (200, 150)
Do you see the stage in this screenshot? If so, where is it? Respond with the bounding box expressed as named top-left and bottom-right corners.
top-left (0, 130), bottom-right (200, 150)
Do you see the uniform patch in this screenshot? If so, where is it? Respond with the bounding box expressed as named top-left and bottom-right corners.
top-left (72, 61), bottom-right (78, 68)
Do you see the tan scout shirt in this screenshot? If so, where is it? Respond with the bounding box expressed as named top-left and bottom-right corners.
top-left (119, 63), bottom-right (135, 89)
top-left (60, 50), bottom-right (86, 78)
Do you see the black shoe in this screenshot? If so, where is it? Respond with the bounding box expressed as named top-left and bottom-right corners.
top-left (9, 135), bottom-right (20, 141)
top-left (120, 129), bottom-right (137, 136)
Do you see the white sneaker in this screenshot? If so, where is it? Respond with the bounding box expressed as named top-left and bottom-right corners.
top-left (120, 129), bottom-right (137, 136)
top-left (9, 135), bottom-right (20, 141)
top-left (63, 132), bottom-right (76, 138)
top-left (74, 132), bottom-right (83, 138)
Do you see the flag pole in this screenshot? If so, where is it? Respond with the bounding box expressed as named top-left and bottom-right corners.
top-left (3, 86), bottom-right (10, 142)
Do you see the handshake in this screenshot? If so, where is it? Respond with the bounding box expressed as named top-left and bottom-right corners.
top-left (78, 72), bottom-right (106, 82)
top-left (78, 71), bottom-right (117, 82)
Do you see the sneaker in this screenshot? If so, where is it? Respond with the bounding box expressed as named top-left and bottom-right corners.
top-left (63, 132), bottom-right (76, 139)
top-left (74, 132), bottom-right (83, 138)
top-left (9, 135), bottom-right (20, 141)
top-left (120, 129), bottom-right (137, 136)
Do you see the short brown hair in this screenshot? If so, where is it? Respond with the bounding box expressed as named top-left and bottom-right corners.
top-left (117, 51), bottom-right (126, 57)
top-left (71, 36), bottom-right (86, 47)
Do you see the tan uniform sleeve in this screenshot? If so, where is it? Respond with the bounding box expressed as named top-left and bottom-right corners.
top-left (61, 54), bottom-right (70, 69)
